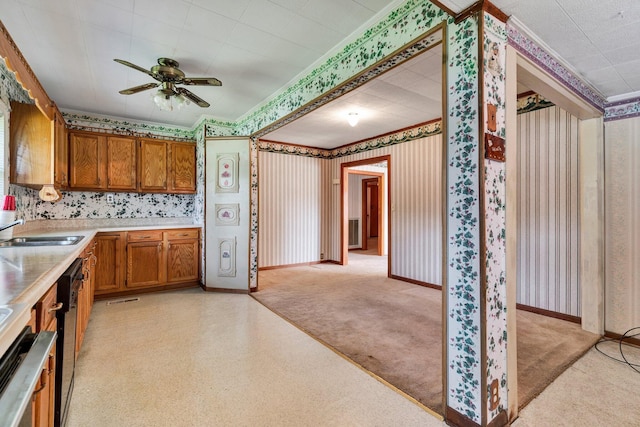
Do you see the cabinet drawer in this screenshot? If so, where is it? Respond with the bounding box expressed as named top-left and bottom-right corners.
top-left (127, 230), bottom-right (163, 242)
top-left (36, 283), bottom-right (59, 331)
top-left (166, 229), bottom-right (199, 240)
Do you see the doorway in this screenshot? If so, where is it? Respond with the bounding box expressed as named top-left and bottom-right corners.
top-left (340, 155), bottom-right (389, 272)
top-left (361, 177), bottom-right (382, 254)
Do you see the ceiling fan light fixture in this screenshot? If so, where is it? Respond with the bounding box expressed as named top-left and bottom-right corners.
top-left (153, 90), bottom-right (173, 111)
top-left (347, 112), bottom-right (359, 127)
top-left (175, 93), bottom-right (190, 110)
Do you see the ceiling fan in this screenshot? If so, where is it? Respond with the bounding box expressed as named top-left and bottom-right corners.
top-left (114, 57), bottom-right (221, 108)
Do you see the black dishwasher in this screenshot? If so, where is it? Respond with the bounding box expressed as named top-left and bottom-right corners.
top-left (54, 258), bottom-right (83, 427)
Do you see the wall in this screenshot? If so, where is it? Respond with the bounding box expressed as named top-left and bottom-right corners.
top-left (258, 151), bottom-right (324, 267)
top-left (604, 116), bottom-right (640, 335)
top-left (516, 105), bottom-right (581, 316)
top-left (328, 134), bottom-right (442, 285)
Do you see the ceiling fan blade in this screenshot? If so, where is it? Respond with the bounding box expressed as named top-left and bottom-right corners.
top-left (176, 87), bottom-right (210, 108)
top-left (182, 77), bottom-right (222, 86)
top-left (114, 59), bottom-right (157, 79)
top-left (118, 82), bottom-right (159, 95)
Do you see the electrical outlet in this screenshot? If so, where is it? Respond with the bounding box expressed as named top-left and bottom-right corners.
top-left (320, 252), bottom-right (325, 260)
top-left (106, 194), bottom-right (115, 204)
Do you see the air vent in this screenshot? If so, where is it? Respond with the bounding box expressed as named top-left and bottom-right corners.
top-left (348, 218), bottom-right (360, 247)
top-left (106, 297), bottom-right (140, 305)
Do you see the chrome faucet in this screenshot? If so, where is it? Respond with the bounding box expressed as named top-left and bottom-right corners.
top-left (0, 218), bottom-right (24, 233)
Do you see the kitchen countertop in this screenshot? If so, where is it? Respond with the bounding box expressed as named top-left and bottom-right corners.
top-left (0, 220), bottom-right (203, 355)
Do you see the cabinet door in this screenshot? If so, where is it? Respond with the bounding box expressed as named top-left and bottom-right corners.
top-left (95, 233), bottom-right (125, 294)
top-left (107, 136), bottom-right (137, 190)
top-left (9, 101), bottom-right (54, 187)
top-left (170, 142), bottom-right (196, 193)
top-left (69, 132), bottom-right (106, 189)
top-left (126, 241), bottom-right (165, 288)
top-left (139, 139), bottom-right (167, 191)
top-left (167, 238), bottom-right (199, 283)
top-left (54, 110), bottom-right (68, 188)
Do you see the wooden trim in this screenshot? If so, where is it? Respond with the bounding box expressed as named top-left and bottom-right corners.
top-left (430, 0), bottom-right (457, 17)
top-left (482, 1), bottom-right (509, 23)
top-left (604, 331), bottom-right (640, 348)
top-left (93, 281), bottom-right (199, 300)
top-left (389, 274), bottom-right (441, 290)
top-left (258, 138), bottom-right (329, 153)
top-left (259, 261), bottom-right (323, 271)
top-left (445, 406), bottom-right (481, 427)
top-left (487, 410), bottom-right (509, 427)
top-left (0, 21), bottom-right (54, 120)
top-left (455, 1), bottom-right (482, 23)
top-left (515, 304), bottom-right (582, 324)
top-left (201, 285), bottom-right (249, 294)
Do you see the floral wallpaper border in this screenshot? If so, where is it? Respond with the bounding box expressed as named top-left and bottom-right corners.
top-left (506, 24), bottom-right (606, 113)
top-left (258, 120), bottom-right (442, 159)
top-left (604, 96), bottom-right (640, 122)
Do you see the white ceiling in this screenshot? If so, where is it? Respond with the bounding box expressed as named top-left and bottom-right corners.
top-left (2, 0), bottom-right (640, 148)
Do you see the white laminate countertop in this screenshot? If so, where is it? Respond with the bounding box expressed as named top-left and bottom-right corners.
top-left (0, 222), bottom-right (203, 355)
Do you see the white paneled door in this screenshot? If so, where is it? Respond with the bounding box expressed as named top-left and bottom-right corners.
top-left (205, 137), bottom-right (251, 291)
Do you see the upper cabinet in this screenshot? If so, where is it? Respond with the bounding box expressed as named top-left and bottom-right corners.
top-left (169, 142), bottom-right (196, 193)
top-left (68, 130), bottom-right (195, 194)
top-left (139, 138), bottom-right (168, 192)
top-left (9, 101), bottom-right (66, 190)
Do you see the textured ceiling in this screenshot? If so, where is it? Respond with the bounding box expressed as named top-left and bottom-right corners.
top-left (2, 0), bottom-right (639, 148)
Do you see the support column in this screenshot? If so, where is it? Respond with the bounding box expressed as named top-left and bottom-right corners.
top-left (444, 4), bottom-right (509, 426)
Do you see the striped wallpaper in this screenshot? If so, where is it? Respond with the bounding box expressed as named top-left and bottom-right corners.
top-left (604, 116), bottom-right (640, 335)
top-left (258, 151), bottom-right (323, 267)
top-left (516, 105), bottom-right (581, 316)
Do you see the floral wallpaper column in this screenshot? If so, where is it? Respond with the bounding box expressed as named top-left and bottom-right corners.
top-left (483, 11), bottom-right (508, 425)
top-left (445, 16), bottom-right (482, 424)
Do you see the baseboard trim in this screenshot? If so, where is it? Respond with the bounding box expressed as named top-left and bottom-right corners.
top-left (322, 260), bottom-right (341, 265)
top-left (604, 330), bottom-right (640, 347)
top-left (515, 304), bottom-right (581, 324)
top-left (390, 274), bottom-right (441, 290)
top-left (445, 406), bottom-right (480, 427)
top-left (200, 284), bottom-right (249, 294)
top-left (94, 281), bottom-right (199, 300)
top-left (259, 261), bottom-right (323, 271)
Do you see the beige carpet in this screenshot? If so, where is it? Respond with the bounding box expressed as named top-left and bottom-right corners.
top-left (254, 252), bottom-right (600, 415)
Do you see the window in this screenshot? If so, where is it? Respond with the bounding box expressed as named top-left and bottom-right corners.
top-left (0, 112), bottom-right (4, 195)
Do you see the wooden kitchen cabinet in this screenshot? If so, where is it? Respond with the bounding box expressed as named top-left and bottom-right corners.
top-left (169, 142), bottom-right (196, 193)
top-left (94, 232), bottom-right (126, 295)
top-left (166, 229), bottom-right (200, 283)
top-left (10, 102), bottom-right (55, 188)
top-left (76, 239), bottom-right (97, 356)
top-left (126, 230), bottom-right (165, 288)
top-left (106, 136), bottom-right (137, 190)
top-left (69, 131), bottom-right (106, 189)
top-left (53, 109), bottom-right (69, 189)
top-left (94, 228), bottom-right (200, 299)
top-left (138, 138), bottom-right (168, 192)
top-left (33, 283), bottom-right (58, 427)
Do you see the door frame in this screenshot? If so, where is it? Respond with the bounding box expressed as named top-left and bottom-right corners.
top-left (361, 176), bottom-right (383, 254)
top-left (340, 155), bottom-right (390, 275)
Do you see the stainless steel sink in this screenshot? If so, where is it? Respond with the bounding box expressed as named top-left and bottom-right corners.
top-left (0, 236), bottom-right (84, 247)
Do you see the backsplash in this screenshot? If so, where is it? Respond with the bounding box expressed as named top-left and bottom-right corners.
top-left (10, 186), bottom-right (194, 221)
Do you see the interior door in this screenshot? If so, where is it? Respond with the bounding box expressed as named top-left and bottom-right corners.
top-left (205, 137), bottom-right (250, 291)
top-left (368, 180), bottom-right (379, 238)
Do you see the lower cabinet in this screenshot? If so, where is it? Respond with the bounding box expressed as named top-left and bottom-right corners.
top-left (76, 239), bottom-right (96, 357)
top-left (33, 284), bottom-right (58, 427)
top-left (94, 228), bottom-right (200, 299)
